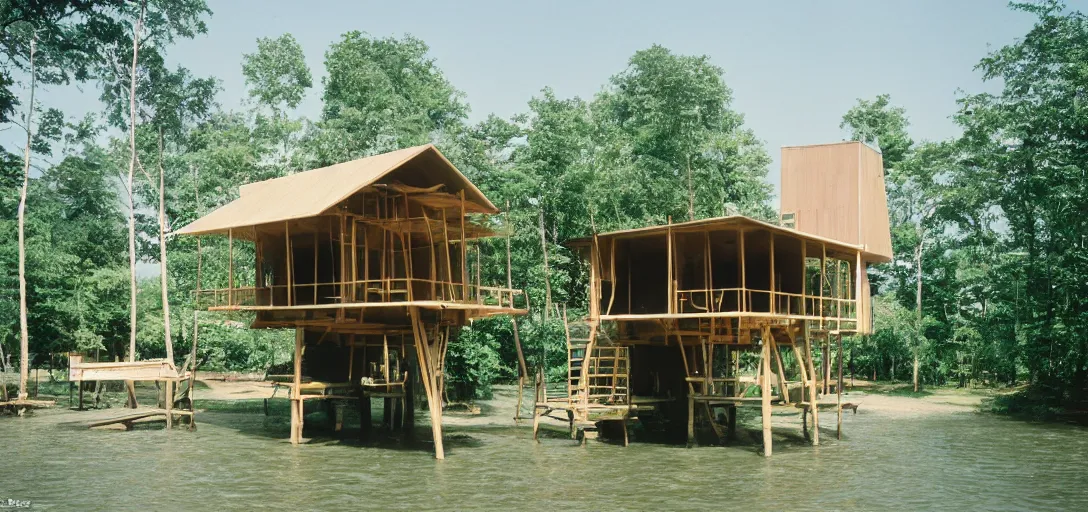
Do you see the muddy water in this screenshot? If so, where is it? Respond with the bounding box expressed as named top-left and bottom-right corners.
top-left (2, 392), bottom-right (1087, 511)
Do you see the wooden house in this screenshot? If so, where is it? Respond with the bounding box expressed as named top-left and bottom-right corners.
top-left (177, 144), bottom-right (527, 459)
top-left (535, 141), bottom-right (890, 455)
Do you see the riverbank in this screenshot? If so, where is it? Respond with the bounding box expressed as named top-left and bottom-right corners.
top-left (3, 377), bottom-right (1087, 511)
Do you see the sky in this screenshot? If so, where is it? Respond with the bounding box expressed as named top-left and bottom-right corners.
top-left (12, 0), bottom-right (1086, 201)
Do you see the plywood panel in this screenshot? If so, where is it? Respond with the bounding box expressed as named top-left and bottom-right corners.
top-left (859, 145), bottom-right (893, 261)
top-left (781, 141), bottom-right (892, 262)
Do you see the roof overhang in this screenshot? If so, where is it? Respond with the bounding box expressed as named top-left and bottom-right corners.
top-left (176, 144), bottom-right (497, 237)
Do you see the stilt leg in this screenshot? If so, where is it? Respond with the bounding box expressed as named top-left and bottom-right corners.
top-left (393, 397), bottom-right (404, 431)
top-left (404, 367), bottom-right (415, 438)
top-left (125, 380), bottom-right (138, 409)
top-left (804, 327), bottom-right (820, 446)
top-left (165, 380), bottom-right (174, 428)
top-left (568, 409), bottom-right (576, 439)
top-left (761, 327), bottom-right (773, 457)
top-left (291, 328), bottom-right (303, 445)
top-left (514, 374), bottom-right (525, 424)
top-left (686, 394), bottom-right (695, 448)
top-left (532, 406), bottom-right (542, 442)
top-left (837, 333), bottom-right (844, 440)
top-left (802, 407), bottom-right (810, 441)
top-left (409, 307), bottom-right (444, 459)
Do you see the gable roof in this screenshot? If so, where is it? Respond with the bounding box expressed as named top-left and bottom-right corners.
top-left (566, 215), bottom-right (888, 263)
top-left (176, 144), bottom-right (497, 237)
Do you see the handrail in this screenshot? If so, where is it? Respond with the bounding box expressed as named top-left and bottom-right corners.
top-left (194, 278), bottom-right (526, 310)
top-left (673, 286), bottom-right (856, 321)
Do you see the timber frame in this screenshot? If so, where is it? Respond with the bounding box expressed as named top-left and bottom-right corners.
top-left (541, 141), bottom-right (891, 455)
top-left (177, 145), bottom-right (527, 459)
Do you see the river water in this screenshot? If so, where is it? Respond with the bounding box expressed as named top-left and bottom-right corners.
top-left (2, 392), bottom-right (1087, 511)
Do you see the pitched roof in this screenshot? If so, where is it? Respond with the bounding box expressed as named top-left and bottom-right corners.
top-left (176, 144), bottom-right (497, 237)
top-left (566, 215), bottom-right (888, 263)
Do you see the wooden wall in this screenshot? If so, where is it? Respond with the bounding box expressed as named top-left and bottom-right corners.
top-left (780, 141), bottom-right (892, 262)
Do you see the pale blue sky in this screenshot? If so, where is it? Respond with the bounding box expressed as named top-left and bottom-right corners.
top-left (12, 0), bottom-right (1086, 200)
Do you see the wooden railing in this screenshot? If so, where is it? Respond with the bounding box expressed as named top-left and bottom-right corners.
top-left (673, 287), bottom-right (856, 322)
top-left (194, 278), bottom-right (527, 311)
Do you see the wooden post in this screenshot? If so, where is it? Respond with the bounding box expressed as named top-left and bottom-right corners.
top-left (837, 332), bottom-right (844, 439)
top-left (164, 379), bottom-right (173, 428)
top-left (363, 220), bottom-right (370, 302)
top-left (441, 209), bottom-right (454, 301)
top-left (801, 241), bottom-right (807, 316)
top-left (739, 229), bottom-right (746, 312)
top-left (804, 324), bottom-right (819, 445)
top-left (291, 328), bottom-right (303, 444)
top-left (761, 326), bottom-right (773, 457)
top-left (769, 233), bottom-right (775, 314)
top-left (666, 219), bottom-right (673, 314)
top-left (347, 334), bottom-right (355, 384)
top-left (772, 334), bottom-right (790, 405)
top-left (382, 335), bottom-right (390, 383)
top-left (460, 191), bottom-right (468, 302)
top-left (227, 228), bottom-right (234, 306)
top-left (351, 218), bottom-right (357, 302)
top-left (424, 209), bottom-right (437, 300)
top-left (409, 307), bottom-right (444, 459)
top-left (187, 311), bottom-right (198, 429)
top-left (285, 222), bottom-right (293, 306)
top-left (820, 243), bottom-right (827, 331)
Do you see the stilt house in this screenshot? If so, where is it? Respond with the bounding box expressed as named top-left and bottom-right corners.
top-left (536, 141), bottom-right (891, 455)
top-left (177, 144), bottom-right (528, 459)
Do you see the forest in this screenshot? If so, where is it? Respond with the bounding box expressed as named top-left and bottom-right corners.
top-left (2, 0), bottom-right (1086, 413)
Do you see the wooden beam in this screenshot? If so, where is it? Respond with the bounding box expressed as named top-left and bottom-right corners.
top-left (804, 324), bottom-right (819, 446)
top-left (667, 219), bottom-right (674, 315)
top-left (460, 190), bottom-right (467, 302)
top-left (801, 242), bottom-right (807, 316)
top-left (285, 222), bottom-right (293, 306)
top-left (761, 325), bottom-right (773, 457)
top-left (227, 228), bottom-right (234, 306)
top-left (769, 233), bottom-right (775, 314)
top-left (739, 228), bottom-right (747, 312)
top-left (837, 332), bottom-right (844, 439)
top-left (291, 327), bottom-right (303, 444)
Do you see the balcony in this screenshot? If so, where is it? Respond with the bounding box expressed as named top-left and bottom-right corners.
top-left (194, 278), bottom-right (527, 313)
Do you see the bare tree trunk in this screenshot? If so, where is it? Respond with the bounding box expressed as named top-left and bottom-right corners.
top-left (158, 127), bottom-right (172, 363)
top-left (17, 37), bottom-right (37, 401)
top-left (914, 236), bottom-right (923, 393)
top-left (538, 207), bottom-right (551, 322)
top-left (126, 2), bottom-right (146, 364)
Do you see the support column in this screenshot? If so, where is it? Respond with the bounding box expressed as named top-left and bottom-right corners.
top-left (409, 307), bottom-right (445, 460)
top-left (804, 325), bottom-right (819, 446)
top-left (761, 325), bottom-right (773, 457)
top-left (404, 359), bottom-right (415, 438)
top-left (837, 332), bottom-right (844, 440)
top-left (165, 380), bottom-right (174, 428)
top-left (290, 328), bottom-right (303, 445)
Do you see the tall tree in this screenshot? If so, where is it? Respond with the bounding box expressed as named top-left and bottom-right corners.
top-left (956, 0), bottom-right (1088, 397)
top-left (15, 36), bottom-right (35, 401)
top-left (591, 45), bottom-right (772, 229)
top-left (305, 32), bottom-right (467, 166)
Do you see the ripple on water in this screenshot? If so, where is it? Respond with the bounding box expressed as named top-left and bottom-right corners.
top-left (1, 407), bottom-right (1087, 511)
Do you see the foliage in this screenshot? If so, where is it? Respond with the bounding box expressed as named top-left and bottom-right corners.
top-left (5, 1), bottom-right (1087, 411)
